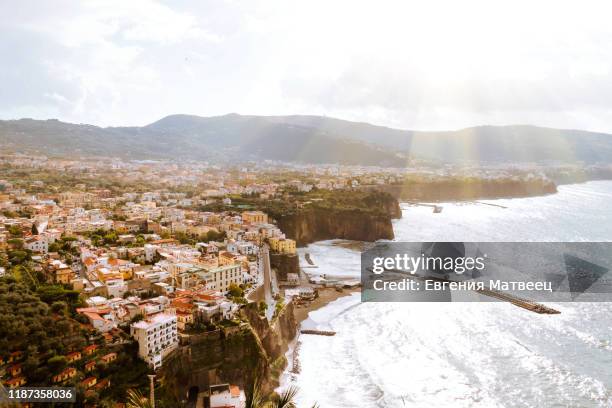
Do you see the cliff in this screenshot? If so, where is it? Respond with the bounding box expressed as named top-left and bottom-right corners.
top-left (364, 179), bottom-right (558, 201)
top-left (160, 302), bottom-right (297, 399)
top-left (272, 192), bottom-right (401, 246)
top-left (270, 253), bottom-right (299, 281)
top-left (277, 208), bottom-right (396, 246)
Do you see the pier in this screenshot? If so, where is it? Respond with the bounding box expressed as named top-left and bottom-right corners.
top-left (474, 201), bottom-right (508, 209)
top-left (476, 288), bottom-right (560, 314)
top-left (302, 253), bottom-right (319, 268)
top-left (403, 202), bottom-right (443, 213)
top-left (305, 253), bottom-right (315, 265)
top-left (373, 268), bottom-right (561, 315)
top-left (300, 329), bottom-right (336, 336)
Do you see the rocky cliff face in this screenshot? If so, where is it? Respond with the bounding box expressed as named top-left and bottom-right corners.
top-left (275, 194), bottom-right (401, 246)
top-left (243, 302), bottom-right (297, 382)
top-left (160, 302), bottom-right (297, 399)
top-left (270, 253), bottom-right (299, 281)
top-left (277, 208), bottom-right (396, 246)
top-left (365, 179), bottom-right (558, 201)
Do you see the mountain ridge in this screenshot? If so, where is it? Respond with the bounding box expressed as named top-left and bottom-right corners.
top-left (1, 114), bottom-right (612, 165)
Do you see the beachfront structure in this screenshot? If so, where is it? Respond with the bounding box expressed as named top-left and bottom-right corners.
top-left (209, 384), bottom-right (246, 408)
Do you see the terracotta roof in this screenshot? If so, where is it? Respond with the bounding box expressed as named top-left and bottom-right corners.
top-left (151, 239), bottom-right (178, 245)
top-left (81, 377), bottom-right (97, 386)
top-left (83, 312), bottom-right (105, 321)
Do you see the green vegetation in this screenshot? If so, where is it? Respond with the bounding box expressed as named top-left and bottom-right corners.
top-left (0, 275), bottom-right (149, 406)
top-left (272, 298), bottom-right (285, 320)
top-left (201, 189), bottom-right (397, 219)
top-left (174, 229), bottom-right (226, 245)
top-left (245, 377), bottom-right (315, 408)
top-left (0, 276), bottom-right (87, 373)
top-left (257, 301), bottom-right (267, 316)
top-left (8, 225), bottom-right (23, 237)
top-left (227, 283), bottom-right (248, 305)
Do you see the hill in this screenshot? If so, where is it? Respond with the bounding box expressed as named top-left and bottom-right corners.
top-left (2, 114), bottom-right (612, 165)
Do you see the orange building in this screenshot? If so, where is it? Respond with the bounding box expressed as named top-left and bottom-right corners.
top-left (83, 344), bottom-right (99, 356)
top-left (66, 351), bottom-right (82, 363)
top-left (81, 377), bottom-right (97, 388)
top-left (101, 353), bottom-right (117, 363)
top-left (53, 367), bottom-right (77, 383)
top-left (5, 377), bottom-right (27, 388)
top-left (85, 360), bottom-right (97, 372)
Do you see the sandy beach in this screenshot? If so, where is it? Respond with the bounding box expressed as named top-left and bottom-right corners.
top-left (292, 286), bottom-right (361, 325)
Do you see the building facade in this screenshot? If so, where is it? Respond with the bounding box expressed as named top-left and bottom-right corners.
top-left (130, 313), bottom-right (178, 369)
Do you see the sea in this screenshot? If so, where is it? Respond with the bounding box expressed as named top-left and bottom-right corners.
top-left (280, 181), bottom-right (612, 408)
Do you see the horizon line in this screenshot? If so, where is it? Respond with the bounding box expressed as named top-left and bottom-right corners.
top-left (1, 113), bottom-right (611, 136)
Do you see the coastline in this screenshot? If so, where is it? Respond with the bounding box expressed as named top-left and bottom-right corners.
top-left (278, 181), bottom-right (612, 406)
top-left (278, 286), bottom-right (361, 392)
top-left (292, 286), bottom-right (361, 326)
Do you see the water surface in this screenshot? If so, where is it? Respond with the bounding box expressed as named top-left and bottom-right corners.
top-left (284, 181), bottom-right (612, 408)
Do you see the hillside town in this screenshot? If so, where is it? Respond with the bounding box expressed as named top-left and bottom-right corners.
top-left (0, 156), bottom-right (316, 406)
top-left (1, 153), bottom-right (610, 406)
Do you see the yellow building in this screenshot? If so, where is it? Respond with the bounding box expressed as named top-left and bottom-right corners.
top-left (96, 268), bottom-right (123, 283)
top-left (218, 251), bottom-right (238, 266)
top-left (268, 238), bottom-right (296, 254)
top-left (55, 267), bottom-right (75, 284)
top-left (241, 211), bottom-right (268, 224)
top-left (46, 260), bottom-right (75, 284)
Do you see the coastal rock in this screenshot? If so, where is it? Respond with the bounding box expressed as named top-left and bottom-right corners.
top-left (160, 302), bottom-right (297, 399)
top-left (363, 179), bottom-right (558, 201)
top-left (277, 208), bottom-right (396, 246)
top-left (270, 253), bottom-right (299, 281)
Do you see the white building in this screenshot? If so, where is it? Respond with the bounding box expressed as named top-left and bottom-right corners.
top-left (209, 384), bottom-right (246, 408)
top-left (130, 313), bottom-right (178, 369)
top-left (203, 264), bottom-right (244, 292)
top-left (24, 236), bottom-right (48, 254)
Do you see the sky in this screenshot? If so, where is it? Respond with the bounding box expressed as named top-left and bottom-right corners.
top-left (2, 0), bottom-right (612, 132)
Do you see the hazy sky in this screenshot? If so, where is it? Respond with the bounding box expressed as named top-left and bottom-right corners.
top-left (2, 0), bottom-right (612, 131)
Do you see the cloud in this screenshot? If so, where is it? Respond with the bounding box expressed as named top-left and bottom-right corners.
top-left (0, 0), bottom-right (225, 125)
top-left (2, 0), bottom-right (612, 132)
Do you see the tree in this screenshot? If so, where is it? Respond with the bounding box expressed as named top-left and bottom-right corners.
top-left (245, 378), bottom-right (265, 408)
top-left (270, 386), bottom-right (298, 408)
top-left (130, 313), bottom-right (144, 324)
top-left (245, 379), bottom-right (306, 408)
top-left (51, 300), bottom-right (68, 315)
top-left (31, 223), bottom-right (39, 235)
top-left (258, 301), bottom-right (267, 316)
top-left (126, 389), bottom-right (152, 408)
top-left (227, 283), bottom-right (244, 299)
top-left (8, 249), bottom-right (30, 265)
top-left (7, 239), bottom-right (24, 250)
top-left (47, 355), bottom-right (67, 371)
top-left (8, 225), bottom-right (22, 237)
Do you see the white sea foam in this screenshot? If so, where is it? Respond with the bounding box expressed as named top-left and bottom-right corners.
top-left (282, 181), bottom-right (612, 408)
